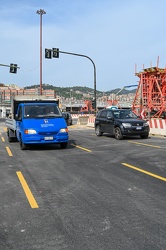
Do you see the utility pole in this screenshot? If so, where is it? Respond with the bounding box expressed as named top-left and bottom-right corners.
top-left (36, 9), bottom-right (46, 95)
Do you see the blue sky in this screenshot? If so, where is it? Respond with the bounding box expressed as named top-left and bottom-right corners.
top-left (1, 0), bottom-right (166, 91)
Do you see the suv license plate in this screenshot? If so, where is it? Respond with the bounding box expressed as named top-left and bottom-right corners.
top-left (136, 127), bottom-right (142, 130)
top-left (44, 136), bottom-right (53, 140)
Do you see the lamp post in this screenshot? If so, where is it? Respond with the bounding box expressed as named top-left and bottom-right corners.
top-left (70, 89), bottom-right (73, 112)
top-left (36, 9), bottom-right (46, 95)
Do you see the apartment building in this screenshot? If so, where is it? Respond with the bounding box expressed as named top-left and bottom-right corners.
top-left (0, 84), bottom-right (56, 118)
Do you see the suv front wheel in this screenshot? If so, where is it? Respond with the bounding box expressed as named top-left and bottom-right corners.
top-left (114, 127), bottom-right (123, 140)
top-left (95, 125), bottom-right (103, 136)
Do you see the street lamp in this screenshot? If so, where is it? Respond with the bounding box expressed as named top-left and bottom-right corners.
top-left (36, 9), bottom-right (46, 95)
top-left (70, 89), bottom-right (73, 112)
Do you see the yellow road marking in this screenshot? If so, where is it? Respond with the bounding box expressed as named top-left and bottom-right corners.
top-left (122, 163), bottom-right (166, 182)
top-left (71, 144), bottom-right (92, 152)
top-left (6, 146), bottom-right (13, 156)
top-left (4, 127), bottom-right (7, 132)
top-left (1, 137), bottom-right (5, 142)
top-left (128, 140), bottom-right (161, 148)
top-left (16, 171), bottom-right (39, 209)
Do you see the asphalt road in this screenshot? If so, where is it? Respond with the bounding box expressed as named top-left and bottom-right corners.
top-left (0, 120), bottom-right (166, 250)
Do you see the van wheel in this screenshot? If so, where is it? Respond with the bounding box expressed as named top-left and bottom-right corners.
top-left (114, 127), bottom-right (123, 140)
top-left (8, 133), bottom-right (13, 142)
top-left (95, 125), bottom-right (103, 136)
top-left (20, 136), bottom-right (27, 150)
top-left (7, 130), bottom-right (13, 142)
top-left (60, 142), bottom-right (68, 149)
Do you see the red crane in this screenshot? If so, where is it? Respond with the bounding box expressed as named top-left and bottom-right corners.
top-left (132, 64), bottom-right (166, 119)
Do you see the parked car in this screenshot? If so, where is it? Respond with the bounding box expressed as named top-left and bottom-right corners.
top-left (62, 112), bottom-right (72, 126)
top-left (95, 109), bottom-right (150, 140)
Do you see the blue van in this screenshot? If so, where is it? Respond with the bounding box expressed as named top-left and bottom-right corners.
top-left (6, 100), bottom-right (68, 150)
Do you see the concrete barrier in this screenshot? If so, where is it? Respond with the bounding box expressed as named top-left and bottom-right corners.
top-left (87, 116), bottom-right (95, 127)
top-left (77, 116), bottom-right (89, 125)
top-left (71, 114), bottom-right (90, 119)
top-left (148, 119), bottom-right (166, 136)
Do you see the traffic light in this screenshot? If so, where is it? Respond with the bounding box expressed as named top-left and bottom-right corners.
top-left (10, 64), bottom-right (17, 74)
top-left (52, 48), bottom-right (59, 58)
top-left (45, 48), bottom-right (52, 59)
top-left (92, 99), bottom-right (96, 109)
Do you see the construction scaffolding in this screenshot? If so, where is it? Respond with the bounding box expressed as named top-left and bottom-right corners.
top-left (132, 66), bottom-right (166, 119)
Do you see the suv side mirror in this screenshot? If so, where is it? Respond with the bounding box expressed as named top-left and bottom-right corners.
top-left (107, 116), bottom-right (114, 120)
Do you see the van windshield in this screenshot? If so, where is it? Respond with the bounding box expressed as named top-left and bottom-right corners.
top-left (24, 105), bottom-right (62, 118)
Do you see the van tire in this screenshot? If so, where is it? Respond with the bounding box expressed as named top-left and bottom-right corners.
top-left (60, 142), bottom-right (68, 149)
top-left (20, 136), bottom-right (27, 150)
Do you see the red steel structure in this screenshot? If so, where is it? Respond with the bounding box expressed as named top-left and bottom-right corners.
top-left (132, 66), bottom-right (166, 118)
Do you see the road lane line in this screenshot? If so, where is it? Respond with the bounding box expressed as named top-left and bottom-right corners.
top-left (122, 163), bottom-right (166, 182)
top-left (71, 144), bottom-right (92, 152)
top-left (1, 137), bottom-right (5, 142)
top-left (128, 141), bottom-right (161, 148)
top-left (6, 146), bottom-right (13, 156)
top-left (16, 171), bottom-right (39, 209)
top-left (4, 127), bottom-right (7, 132)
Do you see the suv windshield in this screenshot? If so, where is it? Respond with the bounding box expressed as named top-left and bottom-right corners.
top-left (24, 105), bottom-right (62, 118)
top-left (113, 110), bottom-right (138, 119)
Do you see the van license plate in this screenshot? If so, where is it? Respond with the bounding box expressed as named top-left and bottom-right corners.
top-left (44, 136), bottom-right (53, 140)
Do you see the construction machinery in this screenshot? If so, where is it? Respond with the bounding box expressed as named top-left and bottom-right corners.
top-left (132, 62), bottom-right (166, 119)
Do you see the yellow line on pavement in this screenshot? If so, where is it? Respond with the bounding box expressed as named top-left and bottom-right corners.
top-left (71, 144), bottom-right (92, 152)
top-left (16, 171), bottom-right (39, 209)
top-left (122, 163), bottom-right (166, 182)
top-left (6, 146), bottom-right (13, 156)
top-left (1, 137), bottom-right (5, 142)
top-left (128, 140), bottom-right (161, 148)
top-left (4, 127), bottom-right (7, 132)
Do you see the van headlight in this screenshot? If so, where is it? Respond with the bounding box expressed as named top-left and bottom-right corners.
top-left (60, 128), bottom-right (68, 133)
top-left (24, 129), bottom-right (37, 134)
top-left (122, 123), bottom-right (132, 128)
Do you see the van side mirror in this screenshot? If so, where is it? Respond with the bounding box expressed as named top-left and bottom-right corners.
top-left (15, 114), bottom-right (22, 121)
top-left (62, 113), bottom-right (67, 119)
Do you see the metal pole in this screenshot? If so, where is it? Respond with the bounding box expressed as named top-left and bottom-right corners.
top-left (59, 50), bottom-right (97, 114)
top-left (36, 9), bottom-right (46, 95)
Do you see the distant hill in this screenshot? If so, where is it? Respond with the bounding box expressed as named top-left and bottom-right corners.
top-left (24, 84), bottom-right (137, 99)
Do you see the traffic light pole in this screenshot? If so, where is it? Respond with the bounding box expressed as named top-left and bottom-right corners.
top-left (59, 50), bottom-right (97, 114)
top-left (0, 63), bottom-right (20, 73)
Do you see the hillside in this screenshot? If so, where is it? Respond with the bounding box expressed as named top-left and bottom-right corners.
top-left (24, 84), bottom-right (137, 99)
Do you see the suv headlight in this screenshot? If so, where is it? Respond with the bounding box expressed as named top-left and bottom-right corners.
top-left (122, 123), bottom-right (132, 128)
top-left (143, 122), bottom-right (149, 127)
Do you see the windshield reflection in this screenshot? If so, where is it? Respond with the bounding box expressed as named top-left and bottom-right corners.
top-left (113, 110), bottom-right (138, 119)
top-left (24, 105), bottom-right (62, 118)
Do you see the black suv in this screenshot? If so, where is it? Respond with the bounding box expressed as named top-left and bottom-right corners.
top-left (95, 109), bottom-right (150, 140)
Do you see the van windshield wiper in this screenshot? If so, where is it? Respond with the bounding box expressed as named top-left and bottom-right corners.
top-left (36, 114), bottom-right (62, 118)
